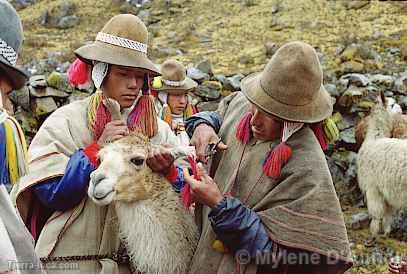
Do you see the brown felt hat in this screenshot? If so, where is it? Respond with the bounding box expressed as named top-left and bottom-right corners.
top-left (74, 14), bottom-right (159, 76)
top-left (154, 59), bottom-right (197, 93)
top-left (241, 41), bottom-right (332, 123)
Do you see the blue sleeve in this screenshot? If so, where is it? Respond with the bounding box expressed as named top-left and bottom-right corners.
top-left (209, 197), bottom-right (273, 259)
top-left (170, 166), bottom-right (185, 193)
top-left (185, 111), bottom-right (223, 137)
top-left (32, 149), bottom-right (96, 211)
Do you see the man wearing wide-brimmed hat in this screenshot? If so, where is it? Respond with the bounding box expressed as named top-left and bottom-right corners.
top-left (185, 41), bottom-right (353, 273)
top-left (0, 1), bottom-right (44, 273)
top-left (152, 59), bottom-right (198, 146)
top-left (14, 14), bottom-right (186, 274)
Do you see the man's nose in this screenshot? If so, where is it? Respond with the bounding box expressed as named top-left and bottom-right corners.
top-left (250, 109), bottom-right (261, 126)
top-left (179, 96), bottom-right (187, 105)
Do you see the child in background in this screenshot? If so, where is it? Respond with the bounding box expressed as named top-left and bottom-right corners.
top-left (152, 59), bottom-right (198, 146)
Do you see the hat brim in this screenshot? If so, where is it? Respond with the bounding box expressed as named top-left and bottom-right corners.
top-left (74, 41), bottom-right (160, 76)
top-left (155, 77), bottom-right (197, 93)
top-left (241, 72), bottom-right (333, 123)
top-left (0, 56), bottom-right (28, 90)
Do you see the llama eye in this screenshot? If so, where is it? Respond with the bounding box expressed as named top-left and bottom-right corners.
top-left (130, 157), bottom-right (144, 166)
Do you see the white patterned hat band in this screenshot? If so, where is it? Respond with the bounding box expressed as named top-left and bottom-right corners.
top-left (162, 78), bottom-right (186, 87)
top-left (96, 32), bottom-right (148, 54)
top-left (0, 37), bottom-right (18, 66)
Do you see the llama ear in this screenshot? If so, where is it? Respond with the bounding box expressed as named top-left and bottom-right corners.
top-left (169, 146), bottom-right (196, 160)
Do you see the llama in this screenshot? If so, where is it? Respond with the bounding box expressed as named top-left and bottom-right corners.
top-left (355, 98), bottom-right (407, 149)
top-left (87, 133), bottom-right (198, 274)
top-left (357, 92), bottom-right (407, 237)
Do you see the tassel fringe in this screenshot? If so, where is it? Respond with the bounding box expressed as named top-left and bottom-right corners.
top-left (263, 142), bottom-right (292, 179)
top-left (310, 123), bottom-right (328, 151)
top-left (0, 115), bottom-right (28, 185)
top-left (235, 112), bottom-right (253, 144)
top-left (67, 58), bottom-right (90, 86)
top-left (127, 94), bottom-right (158, 138)
top-left (162, 104), bottom-right (173, 128)
top-left (181, 156), bottom-right (200, 209)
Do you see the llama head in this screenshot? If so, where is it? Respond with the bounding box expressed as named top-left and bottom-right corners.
top-left (88, 133), bottom-right (153, 205)
top-left (88, 133), bottom-right (193, 206)
top-left (365, 92), bottom-right (393, 140)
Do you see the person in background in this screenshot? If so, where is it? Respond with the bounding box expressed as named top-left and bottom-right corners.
top-left (152, 59), bottom-right (198, 147)
top-left (0, 1), bottom-right (43, 273)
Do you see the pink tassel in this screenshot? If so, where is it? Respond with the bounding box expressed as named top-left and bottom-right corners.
top-left (263, 142), bottom-right (292, 179)
top-left (235, 112), bottom-right (253, 144)
top-left (127, 95), bottom-right (158, 138)
top-left (310, 123), bottom-right (328, 151)
top-left (192, 105), bottom-right (198, 114)
top-left (93, 103), bottom-right (111, 141)
top-left (68, 58), bottom-right (90, 85)
top-left (181, 156), bottom-right (200, 209)
top-left (127, 75), bottom-right (158, 138)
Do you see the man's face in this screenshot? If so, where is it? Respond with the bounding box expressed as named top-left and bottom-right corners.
top-left (250, 104), bottom-right (282, 141)
top-left (102, 65), bottom-right (145, 108)
top-left (167, 92), bottom-right (188, 115)
top-left (0, 77), bottom-right (14, 113)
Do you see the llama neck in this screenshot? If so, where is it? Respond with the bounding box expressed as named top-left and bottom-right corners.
top-left (114, 192), bottom-right (196, 274)
top-left (365, 111), bottom-right (392, 141)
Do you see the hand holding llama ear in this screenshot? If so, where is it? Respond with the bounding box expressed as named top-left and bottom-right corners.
top-left (96, 98), bottom-right (129, 146)
top-left (103, 97), bottom-right (122, 121)
top-left (146, 144), bottom-right (195, 175)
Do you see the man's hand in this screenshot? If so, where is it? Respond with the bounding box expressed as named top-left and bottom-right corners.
top-left (389, 260), bottom-right (407, 273)
top-left (97, 120), bottom-right (129, 146)
top-left (190, 124), bottom-right (227, 163)
top-left (183, 163), bottom-right (223, 208)
top-left (147, 146), bottom-right (175, 175)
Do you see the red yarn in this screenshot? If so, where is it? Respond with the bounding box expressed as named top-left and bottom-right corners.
top-left (263, 142), bottom-right (292, 179)
top-left (83, 142), bottom-right (101, 167)
top-left (181, 156), bottom-right (200, 209)
top-left (310, 123), bottom-right (328, 151)
top-left (127, 95), bottom-right (158, 138)
top-left (67, 58), bottom-right (90, 85)
top-left (192, 105), bottom-right (198, 114)
top-left (235, 112), bottom-right (253, 144)
top-left (93, 102), bottom-right (112, 141)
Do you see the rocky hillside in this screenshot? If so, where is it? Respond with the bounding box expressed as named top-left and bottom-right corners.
top-left (10, 0), bottom-right (407, 273)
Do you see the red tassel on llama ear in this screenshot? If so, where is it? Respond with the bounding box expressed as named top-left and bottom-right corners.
top-left (263, 121), bottom-right (303, 179)
top-left (181, 156), bottom-right (200, 209)
top-left (310, 123), bottom-right (328, 151)
top-left (67, 58), bottom-right (90, 85)
top-left (235, 112), bottom-right (253, 144)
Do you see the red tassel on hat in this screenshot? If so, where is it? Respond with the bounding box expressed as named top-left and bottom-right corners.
top-left (128, 75), bottom-right (158, 138)
top-left (67, 58), bottom-right (90, 85)
top-left (181, 156), bottom-right (200, 209)
top-left (235, 112), bottom-right (253, 144)
top-left (263, 142), bottom-right (292, 179)
top-left (310, 123), bottom-right (328, 151)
